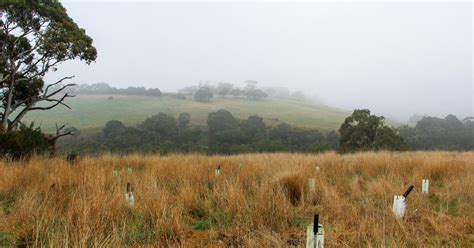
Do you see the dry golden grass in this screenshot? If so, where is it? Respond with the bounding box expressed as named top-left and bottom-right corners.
top-left (0, 151), bottom-right (473, 247)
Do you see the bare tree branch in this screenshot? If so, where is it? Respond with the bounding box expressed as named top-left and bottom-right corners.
top-left (44, 123), bottom-right (74, 157)
top-left (9, 93), bottom-right (75, 129)
top-left (43, 76), bottom-right (75, 96)
top-left (41, 97), bottom-right (73, 109)
top-left (10, 78), bottom-right (75, 111)
top-left (28, 93), bottom-right (73, 111)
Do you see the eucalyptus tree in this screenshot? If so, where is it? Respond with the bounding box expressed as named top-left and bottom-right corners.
top-left (0, 0), bottom-right (97, 132)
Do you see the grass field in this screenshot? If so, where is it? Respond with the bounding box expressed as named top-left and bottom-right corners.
top-left (0, 152), bottom-right (472, 247)
top-left (23, 95), bottom-right (349, 133)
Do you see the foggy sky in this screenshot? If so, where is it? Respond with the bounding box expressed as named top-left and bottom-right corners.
top-left (46, 1), bottom-right (473, 122)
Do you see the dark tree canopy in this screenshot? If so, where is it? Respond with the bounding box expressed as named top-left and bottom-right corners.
top-left (230, 88), bottom-right (243, 97)
top-left (58, 109), bottom-right (340, 155)
top-left (0, 0), bottom-right (97, 131)
top-left (399, 115), bottom-right (474, 150)
top-left (339, 109), bottom-right (406, 152)
top-left (0, 123), bottom-right (49, 159)
top-left (140, 113), bottom-right (178, 141)
top-left (241, 115), bottom-right (267, 141)
top-left (244, 88), bottom-right (268, 100)
top-left (207, 109), bottom-right (239, 134)
top-left (216, 82), bottom-right (233, 96)
top-left (177, 112), bottom-right (191, 133)
top-left (102, 120), bottom-right (126, 139)
top-left (194, 86), bottom-right (213, 102)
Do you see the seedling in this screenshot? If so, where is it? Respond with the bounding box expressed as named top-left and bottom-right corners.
top-left (112, 170), bottom-right (118, 177)
top-left (306, 214), bottom-right (324, 248)
top-left (422, 179), bottom-right (429, 194)
top-left (125, 182), bottom-right (135, 207)
top-left (215, 165), bottom-right (221, 177)
top-left (127, 167), bottom-right (133, 173)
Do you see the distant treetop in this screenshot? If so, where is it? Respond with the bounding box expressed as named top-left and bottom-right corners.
top-left (66, 83), bottom-right (162, 96)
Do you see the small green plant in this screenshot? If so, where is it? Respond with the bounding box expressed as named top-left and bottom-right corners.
top-left (0, 231), bottom-right (17, 247)
top-left (192, 218), bottom-right (214, 231)
top-left (0, 196), bottom-right (15, 216)
top-left (190, 209), bottom-right (231, 231)
top-left (430, 196), bottom-right (460, 216)
top-left (291, 216), bottom-right (308, 228)
top-left (125, 210), bottom-right (155, 245)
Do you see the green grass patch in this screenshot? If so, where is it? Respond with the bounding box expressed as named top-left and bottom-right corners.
top-left (0, 231), bottom-right (17, 247)
top-left (24, 95), bottom-right (349, 133)
top-left (290, 216), bottom-right (309, 228)
top-left (125, 210), bottom-right (156, 245)
top-left (191, 208), bottom-right (232, 231)
top-left (0, 196), bottom-right (15, 216)
top-left (429, 196), bottom-right (460, 216)
top-left (191, 218), bottom-right (214, 231)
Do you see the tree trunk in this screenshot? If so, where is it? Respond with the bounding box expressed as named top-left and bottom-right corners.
top-left (2, 74), bottom-right (15, 130)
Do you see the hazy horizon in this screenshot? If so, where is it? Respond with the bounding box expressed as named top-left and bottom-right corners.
top-left (45, 1), bottom-right (473, 122)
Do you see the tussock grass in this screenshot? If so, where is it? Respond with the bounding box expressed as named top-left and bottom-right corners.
top-left (0, 152), bottom-right (473, 247)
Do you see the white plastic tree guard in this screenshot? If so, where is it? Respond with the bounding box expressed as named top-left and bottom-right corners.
top-left (127, 192), bottom-right (135, 207)
top-left (392, 185), bottom-right (414, 219)
top-left (392, 195), bottom-right (406, 218)
top-left (306, 215), bottom-right (324, 248)
top-left (125, 182), bottom-right (135, 207)
top-left (422, 179), bottom-right (429, 194)
top-left (308, 178), bottom-right (316, 192)
top-left (215, 165), bottom-right (221, 177)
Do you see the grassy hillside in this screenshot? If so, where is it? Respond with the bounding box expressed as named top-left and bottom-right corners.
top-left (0, 152), bottom-right (472, 246)
top-left (24, 95), bottom-right (349, 133)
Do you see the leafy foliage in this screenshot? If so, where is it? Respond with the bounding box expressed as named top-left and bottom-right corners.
top-left (0, 123), bottom-right (50, 159)
top-left (60, 110), bottom-right (340, 155)
top-left (216, 82), bottom-right (234, 97)
top-left (0, 0), bottom-right (97, 130)
top-left (339, 109), bottom-right (406, 152)
top-left (194, 86), bottom-right (213, 102)
top-left (399, 115), bottom-right (474, 150)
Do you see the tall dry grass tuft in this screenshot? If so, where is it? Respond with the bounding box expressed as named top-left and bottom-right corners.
top-left (0, 151), bottom-right (473, 247)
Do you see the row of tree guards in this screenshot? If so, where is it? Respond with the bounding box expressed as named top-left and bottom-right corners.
top-left (392, 180), bottom-right (429, 219)
top-left (114, 165), bottom-right (430, 247)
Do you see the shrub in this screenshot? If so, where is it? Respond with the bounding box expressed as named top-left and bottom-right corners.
top-left (0, 124), bottom-right (50, 160)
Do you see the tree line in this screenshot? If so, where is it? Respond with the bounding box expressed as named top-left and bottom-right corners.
top-left (58, 110), bottom-right (340, 155)
top-left (65, 83), bottom-right (162, 96)
top-left (2, 107), bottom-right (473, 159)
top-left (59, 81), bottom-right (307, 103)
top-left (185, 80), bottom-right (269, 102)
top-left (179, 81), bottom-right (307, 101)
top-left (399, 115), bottom-right (474, 150)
